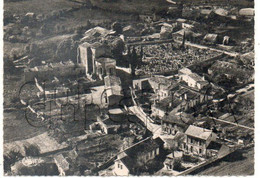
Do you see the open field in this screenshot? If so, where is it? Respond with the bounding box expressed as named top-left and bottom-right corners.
top-left (4, 110), bottom-right (47, 143)
top-left (4, 132), bottom-right (68, 156)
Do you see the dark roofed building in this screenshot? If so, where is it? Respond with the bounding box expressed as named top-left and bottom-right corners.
top-left (113, 137), bottom-right (164, 176)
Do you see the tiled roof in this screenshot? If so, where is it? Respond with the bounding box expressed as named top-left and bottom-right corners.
top-left (185, 125), bottom-right (212, 140)
top-left (116, 137), bottom-right (164, 171)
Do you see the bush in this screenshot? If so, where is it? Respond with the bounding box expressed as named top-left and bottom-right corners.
top-left (182, 154), bottom-right (199, 163)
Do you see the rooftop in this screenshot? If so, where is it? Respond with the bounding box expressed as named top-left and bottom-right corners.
top-left (188, 73), bottom-right (204, 82)
top-left (162, 112), bottom-right (194, 127)
top-left (149, 75), bottom-right (173, 85)
top-left (154, 96), bottom-right (182, 112)
top-left (174, 88), bottom-right (200, 100)
top-left (185, 125), bottom-right (213, 140)
top-left (116, 137), bottom-right (164, 171)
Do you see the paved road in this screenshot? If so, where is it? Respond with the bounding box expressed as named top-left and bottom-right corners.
top-left (128, 106), bottom-right (162, 137)
top-left (128, 87), bottom-right (162, 136)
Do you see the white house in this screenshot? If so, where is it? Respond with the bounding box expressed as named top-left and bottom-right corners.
top-left (182, 125), bottom-right (217, 157)
top-left (179, 68), bottom-right (209, 90)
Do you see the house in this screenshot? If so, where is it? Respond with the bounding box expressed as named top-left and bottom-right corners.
top-left (240, 51), bottom-right (254, 66)
top-left (179, 68), bottom-right (209, 90)
top-left (148, 75), bottom-right (178, 100)
top-left (122, 25), bottom-right (137, 37)
top-left (163, 132), bottom-right (185, 150)
top-left (182, 125), bottom-right (217, 158)
top-left (161, 113), bottom-right (193, 136)
top-left (82, 26), bottom-right (115, 39)
top-left (206, 141), bottom-right (222, 158)
top-left (151, 84), bottom-right (212, 119)
top-left (214, 8), bottom-right (228, 17)
top-left (54, 154), bottom-right (70, 176)
top-left (174, 87), bottom-right (212, 109)
top-left (89, 114), bottom-right (121, 134)
top-left (132, 78), bottom-right (150, 91)
top-left (114, 137), bottom-right (164, 176)
top-left (160, 24), bottom-right (173, 39)
top-left (151, 96), bottom-right (182, 119)
top-left (163, 152), bottom-right (183, 170)
top-left (172, 29), bottom-right (202, 43)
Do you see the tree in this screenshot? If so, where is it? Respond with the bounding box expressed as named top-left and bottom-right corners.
top-left (111, 38), bottom-right (124, 59)
top-left (4, 150), bottom-right (23, 172)
top-left (173, 158), bottom-right (182, 170)
top-left (56, 37), bottom-right (77, 62)
top-left (24, 144), bottom-right (40, 157)
top-left (111, 22), bottom-right (122, 34)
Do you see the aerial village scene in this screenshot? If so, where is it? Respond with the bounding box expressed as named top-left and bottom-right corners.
top-left (3, 0), bottom-right (254, 176)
